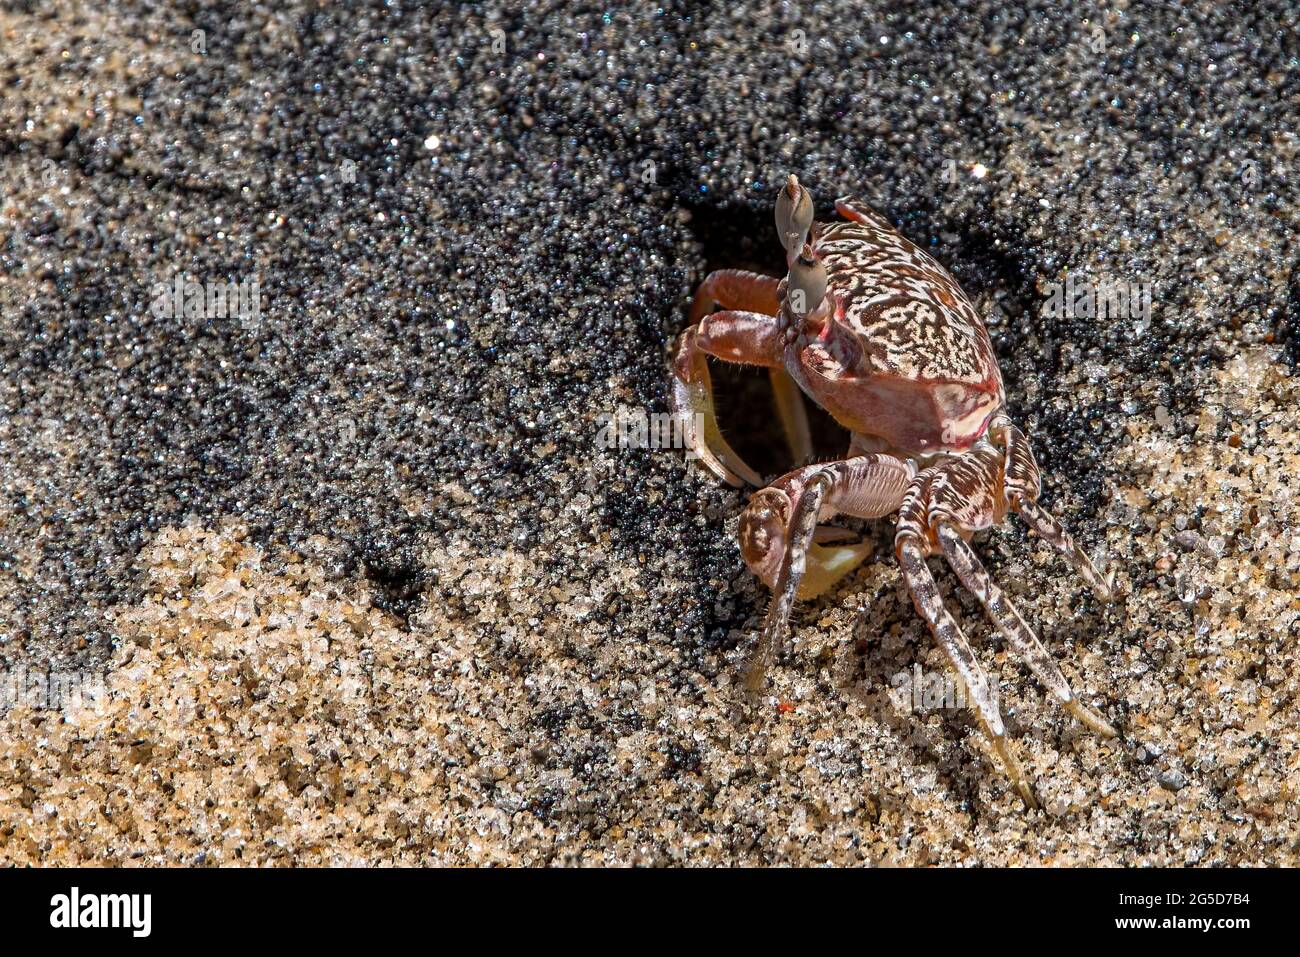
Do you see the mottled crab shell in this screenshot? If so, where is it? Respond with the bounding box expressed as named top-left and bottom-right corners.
top-left (785, 198), bottom-right (1005, 455)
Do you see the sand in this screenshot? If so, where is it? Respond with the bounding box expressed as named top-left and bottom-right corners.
top-left (0, 1), bottom-right (1297, 864)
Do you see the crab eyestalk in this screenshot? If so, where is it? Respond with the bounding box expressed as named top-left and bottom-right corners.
top-left (786, 243), bottom-right (827, 319)
top-left (775, 173), bottom-right (814, 261)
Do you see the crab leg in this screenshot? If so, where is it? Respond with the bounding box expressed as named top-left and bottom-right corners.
top-left (993, 416), bottom-right (1114, 601)
top-left (935, 524), bottom-right (1117, 737)
top-left (744, 467), bottom-right (834, 692)
top-left (1013, 498), bottom-right (1115, 601)
top-left (740, 455), bottom-right (912, 691)
top-left (990, 417), bottom-right (1041, 502)
top-left (768, 368), bottom-right (814, 465)
top-left (896, 534), bottom-right (1037, 808)
top-left (688, 268), bottom-right (781, 323)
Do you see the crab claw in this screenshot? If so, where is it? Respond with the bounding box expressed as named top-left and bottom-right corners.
top-left (672, 327), bottom-right (763, 487)
top-left (786, 243), bottom-right (827, 318)
top-left (775, 174), bottom-right (814, 260)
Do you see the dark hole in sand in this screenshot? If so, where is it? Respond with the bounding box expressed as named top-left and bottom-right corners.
top-left (684, 196), bottom-right (850, 482)
top-left (360, 546), bottom-right (426, 627)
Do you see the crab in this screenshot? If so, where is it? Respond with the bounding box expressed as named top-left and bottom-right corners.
top-left (672, 175), bottom-right (1118, 807)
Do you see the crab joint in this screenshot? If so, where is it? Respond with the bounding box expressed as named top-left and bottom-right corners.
top-left (775, 173), bottom-right (814, 258)
top-left (786, 244), bottom-right (828, 318)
